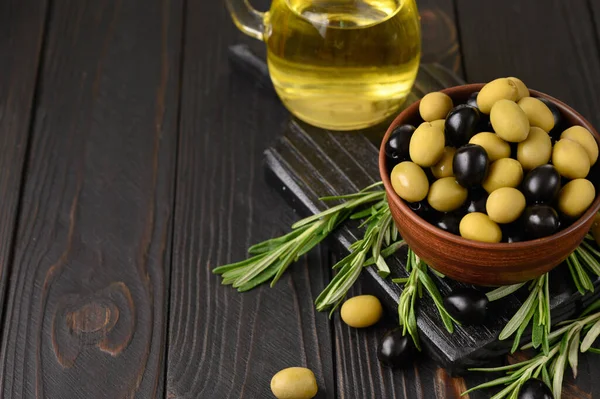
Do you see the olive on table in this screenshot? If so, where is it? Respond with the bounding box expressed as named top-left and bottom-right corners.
top-left (453, 144), bottom-right (489, 188)
top-left (390, 162), bottom-right (429, 202)
top-left (552, 138), bottom-right (590, 179)
top-left (477, 78), bottom-right (518, 114)
top-left (443, 288), bottom-right (489, 325)
top-left (490, 99), bottom-right (531, 142)
top-left (523, 205), bottom-right (559, 239)
top-left (508, 77), bottom-right (530, 100)
top-left (517, 127), bottom-right (552, 170)
top-left (538, 97), bottom-right (563, 139)
top-left (517, 97), bottom-right (555, 132)
top-left (409, 123), bottom-right (445, 167)
top-left (340, 295), bottom-right (382, 328)
top-left (466, 91), bottom-right (479, 108)
top-left (377, 328), bottom-right (417, 368)
top-left (435, 212), bottom-right (461, 235)
top-left (517, 378), bottom-right (553, 399)
top-left (431, 146), bottom-right (455, 179)
top-left (459, 212), bottom-right (502, 243)
top-left (445, 104), bottom-right (481, 146)
top-left (469, 132), bottom-right (511, 162)
top-left (521, 164), bottom-right (561, 204)
top-left (271, 367), bottom-right (318, 399)
top-left (419, 92), bottom-right (453, 122)
top-left (460, 188), bottom-right (488, 214)
top-left (560, 125), bottom-right (598, 165)
top-left (482, 158), bottom-right (523, 193)
top-left (557, 178), bottom-right (596, 218)
top-left (385, 124), bottom-right (416, 164)
top-left (486, 187), bottom-right (526, 224)
top-left (427, 177), bottom-right (468, 212)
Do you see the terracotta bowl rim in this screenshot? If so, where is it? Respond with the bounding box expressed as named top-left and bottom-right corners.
top-left (379, 83), bottom-right (600, 252)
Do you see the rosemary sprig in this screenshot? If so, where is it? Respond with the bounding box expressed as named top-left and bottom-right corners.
top-left (314, 202), bottom-right (402, 313)
top-left (465, 299), bottom-right (600, 399)
top-left (491, 274), bottom-right (552, 354)
top-left (394, 248), bottom-right (458, 350)
top-left (213, 182), bottom-right (393, 295)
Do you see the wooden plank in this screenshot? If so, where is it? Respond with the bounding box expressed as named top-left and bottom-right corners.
top-left (0, 0), bottom-right (183, 397)
top-left (0, 0), bottom-right (47, 310)
top-left (165, 1), bottom-right (336, 398)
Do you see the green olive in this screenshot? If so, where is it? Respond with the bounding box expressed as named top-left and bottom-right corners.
top-left (482, 158), bottom-right (523, 193)
top-left (419, 119), bottom-right (445, 131)
top-left (430, 119), bottom-right (446, 131)
top-left (431, 147), bottom-right (455, 178)
top-left (561, 126), bottom-right (598, 165)
top-left (271, 367), bottom-right (318, 399)
top-left (390, 162), bottom-right (429, 202)
top-left (409, 123), bottom-right (445, 167)
top-left (340, 295), bottom-right (383, 328)
top-left (517, 127), bottom-right (552, 170)
top-left (558, 179), bottom-right (596, 218)
top-left (459, 212), bottom-right (502, 243)
top-left (490, 99), bottom-right (530, 142)
top-left (517, 97), bottom-right (555, 132)
top-left (486, 187), bottom-right (526, 224)
top-left (508, 77), bottom-right (530, 100)
top-left (419, 92), bottom-right (453, 122)
top-left (469, 132), bottom-right (511, 161)
top-left (427, 177), bottom-right (468, 212)
top-left (477, 78), bottom-right (518, 114)
top-left (552, 139), bottom-right (590, 179)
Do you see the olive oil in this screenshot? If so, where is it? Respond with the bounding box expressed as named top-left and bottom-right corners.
top-left (265, 0), bottom-right (421, 130)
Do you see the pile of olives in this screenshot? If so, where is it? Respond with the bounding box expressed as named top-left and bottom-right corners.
top-left (386, 77), bottom-right (599, 243)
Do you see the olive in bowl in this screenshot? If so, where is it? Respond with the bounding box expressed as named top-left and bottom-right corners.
top-left (379, 83), bottom-right (600, 286)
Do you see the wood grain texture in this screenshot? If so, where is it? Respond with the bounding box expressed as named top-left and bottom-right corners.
top-left (0, 0), bottom-right (183, 397)
top-left (455, 0), bottom-right (600, 129)
top-left (165, 1), bottom-right (335, 398)
top-left (0, 0), bottom-right (48, 312)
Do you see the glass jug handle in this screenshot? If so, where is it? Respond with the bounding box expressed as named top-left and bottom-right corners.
top-left (225, 0), bottom-right (265, 41)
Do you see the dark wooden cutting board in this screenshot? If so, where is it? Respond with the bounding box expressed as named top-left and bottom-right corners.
top-left (229, 44), bottom-right (600, 374)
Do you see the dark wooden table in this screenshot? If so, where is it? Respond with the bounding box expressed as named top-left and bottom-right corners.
top-left (2, 0), bottom-right (600, 397)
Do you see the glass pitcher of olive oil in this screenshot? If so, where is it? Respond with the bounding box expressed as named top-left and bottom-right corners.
top-left (226, 0), bottom-right (421, 131)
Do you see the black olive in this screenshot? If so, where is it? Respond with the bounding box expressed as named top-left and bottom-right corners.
top-left (538, 98), bottom-right (564, 141)
top-left (443, 288), bottom-right (488, 325)
top-left (385, 124), bottom-right (416, 165)
top-left (435, 213), bottom-right (461, 235)
top-left (518, 378), bottom-right (554, 399)
top-left (522, 165), bottom-right (561, 204)
top-left (466, 91), bottom-right (479, 109)
top-left (460, 188), bottom-right (488, 214)
top-left (407, 200), bottom-right (434, 218)
top-left (476, 114), bottom-right (494, 133)
top-left (523, 205), bottom-right (559, 239)
top-left (502, 223), bottom-right (525, 243)
top-left (445, 104), bottom-right (481, 146)
top-left (377, 328), bottom-right (417, 368)
top-left (453, 144), bottom-right (489, 188)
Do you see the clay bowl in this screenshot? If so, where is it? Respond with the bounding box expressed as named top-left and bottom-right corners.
top-left (379, 83), bottom-right (600, 286)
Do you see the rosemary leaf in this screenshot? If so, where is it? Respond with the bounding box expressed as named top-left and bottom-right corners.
top-left (486, 283), bottom-right (526, 302)
top-left (581, 318), bottom-right (600, 352)
top-left (499, 282), bottom-right (538, 340)
top-left (568, 330), bottom-right (580, 378)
